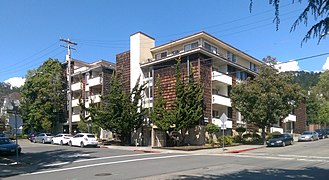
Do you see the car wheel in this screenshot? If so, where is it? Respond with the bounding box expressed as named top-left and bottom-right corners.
top-left (33, 139), bottom-right (36, 143)
top-left (42, 139), bottom-right (45, 144)
top-left (80, 142), bottom-right (84, 148)
top-left (60, 140), bottom-right (63, 146)
top-left (282, 142), bottom-right (285, 147)
top-left (69, 141), bottom-right (72, 147)
top-left (290, 140), bottom-right (294, 145)
top-left (311, 137), bottom-right (314, 141)
top-left (51, 140), bottom-right (54, 145)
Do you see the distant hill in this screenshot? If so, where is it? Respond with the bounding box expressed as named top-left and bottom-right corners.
top-left (288, 71), bottom-right (321, 91)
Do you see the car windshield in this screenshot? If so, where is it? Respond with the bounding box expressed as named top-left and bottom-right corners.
top-left (272, 134), bottom-right (283, 138)
top-left (302, 131), bottom-right (312, 135)
top-left (87, 135), bottom-right (95, 138)
top-left (315, 130), bottom-right (321, 133)
top-left (45, 133), bottom-right (52, 136)
top-left (0, 138), bottom-right (12, 144)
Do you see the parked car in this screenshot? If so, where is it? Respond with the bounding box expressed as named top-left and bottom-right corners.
top-left (51, 133), bottom-right (72, 145)
top-left (68, 133), bottom-right (98, 148)
top-left (27, 132), bottom-right (40, 142)
top-left (0, 137), bottom-right (21, 155)
top-left (298, 131), bottom-right (319, 142)
top-left (267, 133), bottom-right (294, 147)
top-left (33, 133), bottom-right (53, 144)
top-left (0, 131), bottom-right (4, 137)
top-left (315, 129), bottom-right (326, 139)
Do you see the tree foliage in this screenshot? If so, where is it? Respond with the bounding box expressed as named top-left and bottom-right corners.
top-left (20, 58), bottom-right (67, 133)
top-left (171, 59), bottom-right (204, 141)
top-left (150, 75), bottom-right (172, 131)
top-left (80, 73), bottom-right (146, 145)
top-left (291, 71), bottom-right (321, 91)
top-left (250, 0), bottom-right (329, 44)
top-left (231, 56), bottom-right (302, 144)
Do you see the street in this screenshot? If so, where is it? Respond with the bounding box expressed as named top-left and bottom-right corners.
top-left (1, 138), bottom-right (329, 179)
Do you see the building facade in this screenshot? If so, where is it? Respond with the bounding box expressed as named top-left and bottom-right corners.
top-left (63, 59), bottom-right (115, 136)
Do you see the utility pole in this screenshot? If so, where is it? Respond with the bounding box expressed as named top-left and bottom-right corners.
top-left (60, 38), bottom-right (77, 135)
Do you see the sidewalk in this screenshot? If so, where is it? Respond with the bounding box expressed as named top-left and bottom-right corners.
top-left (99, 144), bottom-right (266, 154)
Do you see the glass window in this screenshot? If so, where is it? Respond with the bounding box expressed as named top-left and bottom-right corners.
top-left (184, 44), bottom-right (191, 52)
top-left (250, 63), bottom-right (257, 72)
top-left (227, 52), bottom-right (236, 62)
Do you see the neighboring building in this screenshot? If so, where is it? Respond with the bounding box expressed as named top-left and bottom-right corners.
top-left (63, 59), bottom-right (115, 136)
top-left (0, 92), bottom-right (21, 133)
top-left (116, 31), bottom-right (265, 146)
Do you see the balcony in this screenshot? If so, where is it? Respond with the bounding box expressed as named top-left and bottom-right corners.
top-left (283, 114), bottom-right (296, 123)
top-left (90, 95), bottom-right (101, 103)
top-left (72, 114), bottom-right (81, 122)
top-left (71, 82), bottom-right (82, 91)
top-left (72, 99), bottom-right (80, 107)
top-left (212, 118), bottom-right (233, 129)
top-left (88, 77), bottom-right (102, 87)
top-left (143, 77), bottom-right (153, 87)
top-left (212, 94), bottom-right (231, 107)
top-left (212, 71), bottom-right (232, 85)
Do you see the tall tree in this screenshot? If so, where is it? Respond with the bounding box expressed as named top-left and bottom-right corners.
top-left (231, 56), bottom-right (302, 144)
top-left (80, 73), bottom-right (146, 145)
top-left (250, 0), bottom-right (329, 44)
top-left (20, 58), bottom-right (67, 133)
top-left (150, 75), bottom-right (172, 131)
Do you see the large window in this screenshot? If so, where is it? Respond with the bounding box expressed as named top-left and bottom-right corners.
top-left (227, 51), bottom-right (237, 62)
top-left (204, 42), bottom-right (217, 54)
top-left (250, 63), bottom-right (257, 72)
top-left (236, 71), bottom-right (247, 81)
top-left (155, 51), bottom-right (167, 60)
top-left (184, 42), bottom-right (199, 52)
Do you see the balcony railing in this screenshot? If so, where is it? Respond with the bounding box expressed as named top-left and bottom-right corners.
top-left (212, 71), bottom-right (232, 85)
top-left (283, 114), bottom-right (296, 123)
top-left (72, 114), bottom-right (81, 122)
top-left (72, 99), bottom-right (80, 107)
top-left (88, 77), bottom-right (102, 87)
top-left (90, 95), bottom-right (101, 103)
top-left (71, 82), bottom-right (82, 91)
top-left (212, 94), bottom-right (231, 107)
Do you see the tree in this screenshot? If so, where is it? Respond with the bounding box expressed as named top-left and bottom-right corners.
top-left (314, 70), bottom-right (329, 101)
top-left (318, 101), bottom-right (329, 126)
top-left (80, 73), bottom-right (146, 145)
top-left (171, 59), bottom-right (204, 143)
top-left (205, 123), bottom-right (220, 147)
top-left (306, 90), bottom-right (322, 124)
top-left (150, 75), bottom-right (172, 131)
top-left (231, 56), bottom-right (302, 144)
top-left (20, 58), bottom-right (67, 133)
top-left (250, 0), bottom-right (329, 44)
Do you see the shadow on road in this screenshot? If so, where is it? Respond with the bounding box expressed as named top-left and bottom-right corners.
top-left (176, 167), bottom-right (329, 180)
top-left (0, 148), bottom-right (98, 178)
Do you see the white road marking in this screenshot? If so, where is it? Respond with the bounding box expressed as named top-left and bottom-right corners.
top-left (26, 154), bottom-right (193, 175)
top-left (44, 153), bottom-right (152, 167)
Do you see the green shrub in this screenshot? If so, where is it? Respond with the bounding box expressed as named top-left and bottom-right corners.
top-left (266, 131), bottom-right (281, 140)
top-left (217, 136), bottom-right (234, 146)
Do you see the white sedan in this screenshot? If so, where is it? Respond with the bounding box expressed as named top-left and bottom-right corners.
top-left (51, 133), bottom-right (72, 145)
top-left (68, 133), bottom-right (98, 148)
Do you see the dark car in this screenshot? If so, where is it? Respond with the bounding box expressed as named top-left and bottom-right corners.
top-left (266, 133), bottom-right (294, 147)
top-left (0, 131), bottom-right (4, 137)
top-left (315, 129), bottom-right (326, 139)
top-left (28, 132), bottom-right (40, 142)
top-left (0, 137), bottom-right (21, 155)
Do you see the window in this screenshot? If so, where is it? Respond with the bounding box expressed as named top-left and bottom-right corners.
top-left (155, 52), bottom-right (167, 60)
top-left (184, 42), bottom-right (199, 52)
top-left (236, 71), bottom-right (247, 81)
top-left (227, 52), bottom-right (236, 62)
top-left (250, 63), bottom-right (257, 72)
top-left (172, 50), bottom-right (180, 55)
top-left (204, 42), bottom-right (217, 54)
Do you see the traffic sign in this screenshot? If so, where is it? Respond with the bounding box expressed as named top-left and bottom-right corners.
top-left (219, 113), bottom-right (228, 123)
top-left (9, 116), bottom-right (23, 128)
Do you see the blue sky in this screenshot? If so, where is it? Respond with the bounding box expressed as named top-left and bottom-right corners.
top-left (1, 0), bottom-right (329, 86)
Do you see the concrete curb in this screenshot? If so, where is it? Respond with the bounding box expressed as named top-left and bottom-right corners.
top-left (226, 146), bottom-right (265, 153)
top-left (133, 150), bottom-right (161, 153)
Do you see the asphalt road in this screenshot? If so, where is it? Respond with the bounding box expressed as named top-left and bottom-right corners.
top-left (1, 138), bottom-right (329, 179)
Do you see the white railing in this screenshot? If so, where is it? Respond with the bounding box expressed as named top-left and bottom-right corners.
top-left (212, 71), bottom-right (232, 85)
top-left (88, 77), bottom-right (102, 87)
top-left (212, 95), bottom-right (231, 107)
top-left (71, 82), bottom-right (82, 91)
top-left (90, 95), bottom-right (101, 103)
top-left (72, 114), bottom-right (81, 122)
top-left (72, 99), bottom-right (79, 107)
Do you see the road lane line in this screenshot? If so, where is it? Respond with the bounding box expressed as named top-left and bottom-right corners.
top-left (44, 153), bottom-right (152, 167)
top-left (25, 154), bottom-right (193, 175)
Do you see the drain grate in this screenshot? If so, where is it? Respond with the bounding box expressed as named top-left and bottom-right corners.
top-left (95, 173), bottom-right (112, 176)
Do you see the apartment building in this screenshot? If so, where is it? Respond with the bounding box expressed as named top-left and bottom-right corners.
top-left (116, 31), bottom-right (265, 146)
top-left (63, 59), bottom-right (115, 135)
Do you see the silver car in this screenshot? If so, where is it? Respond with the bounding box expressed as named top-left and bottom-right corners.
top-left (298, 131), bottom-right (319, 142)
top-left (33, 133), bottom-right (53, 144)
